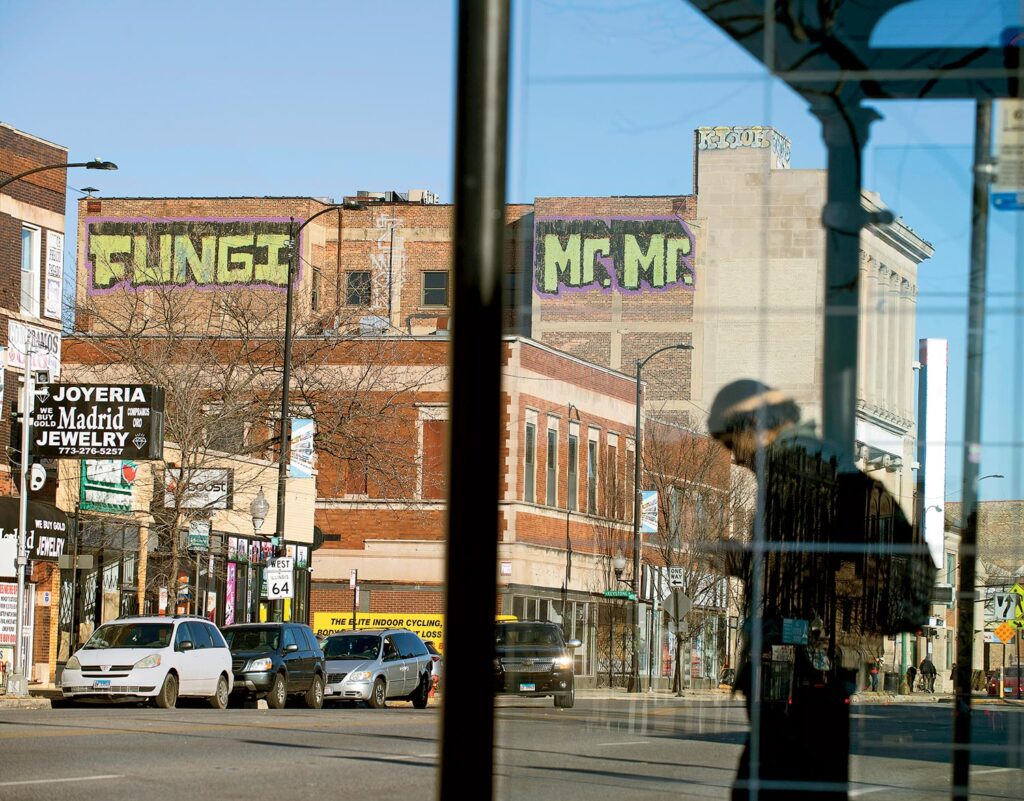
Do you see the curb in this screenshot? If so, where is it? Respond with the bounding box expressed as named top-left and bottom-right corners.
top-left (0, 696), bottom-right (52, 710)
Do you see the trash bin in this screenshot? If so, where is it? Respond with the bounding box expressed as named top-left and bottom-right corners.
top-left (883, 672), bottom-right (900, 693)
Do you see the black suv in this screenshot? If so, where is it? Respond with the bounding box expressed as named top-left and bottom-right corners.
top-left (494, 621), bottom-right (580, 708)
top-left (222, 623), bottom-right (326, 709)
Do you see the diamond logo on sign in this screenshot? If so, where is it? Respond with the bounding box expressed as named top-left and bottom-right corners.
top-left (133, 434), bottom-right (148, 450)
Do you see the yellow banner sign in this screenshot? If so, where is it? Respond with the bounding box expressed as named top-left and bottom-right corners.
top-left (312, 612), bottom-right (444, 650)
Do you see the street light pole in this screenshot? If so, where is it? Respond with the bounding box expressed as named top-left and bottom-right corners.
top-left (1, 158), bottom-right (116, 698)
top-left (0, 159), bottom-right (117, 192)
top-left (628, 343), bottom-right (693, 693)
top-left (273, 204), bottom-right (361, 620)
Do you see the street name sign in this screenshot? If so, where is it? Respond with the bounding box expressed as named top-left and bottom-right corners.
top-left (32, 384), bottom-right (165, 460)
top-left (603, 589), bottom-right (636, 600)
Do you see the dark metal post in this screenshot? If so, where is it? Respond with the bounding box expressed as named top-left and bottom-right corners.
top-left (811, 95), bottom-right (883, 462)
top-left (630, 358), bottom-right (643, 692)
top-left (952, 99), bottom-right (993, 801)
top-left (439, 1), bottom-right (509, 799)
top-left (272, 218), bottom-right (299, 621)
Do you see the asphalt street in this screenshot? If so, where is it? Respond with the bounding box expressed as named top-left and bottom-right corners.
top-left (0, 696), bottom-right (1021, 800)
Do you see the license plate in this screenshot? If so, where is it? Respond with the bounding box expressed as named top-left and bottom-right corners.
top-left (519, 683), bottom-right (535, 692)
top-left (93, 679), bottom-right (111, 688)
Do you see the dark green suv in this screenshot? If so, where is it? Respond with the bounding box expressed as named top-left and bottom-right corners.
top-left (222, 623), bottom-right (326, 709)
top-left (494, 621), bottom-right (581, 708)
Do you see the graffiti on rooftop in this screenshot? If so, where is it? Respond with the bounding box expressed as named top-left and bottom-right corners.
top-left (86, 219), bottom-right (299, 293)
top-left (534, 216), bottom-right (696, 296)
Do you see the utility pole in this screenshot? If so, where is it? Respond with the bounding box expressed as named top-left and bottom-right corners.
top-left (9, 347), bottom-right (36, 697)
top-left (952, 99), bottom-right (994, 801)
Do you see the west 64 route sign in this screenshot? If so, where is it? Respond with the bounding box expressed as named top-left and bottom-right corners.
top-left (32, 384), bottom-right (165, 460)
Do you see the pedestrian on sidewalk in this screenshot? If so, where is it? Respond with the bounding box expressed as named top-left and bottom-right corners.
top-left (869, 659), bottom-right (880, 692)
top-left (705, 380), bottom-right (932, 801)
top-left (906, 663), bottom-right (917, 693)
top-left (920, 657), bottom-right (937, 693)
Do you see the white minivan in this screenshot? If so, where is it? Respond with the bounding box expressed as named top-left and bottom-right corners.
top-left (61, 615), bottom-right (233, 709)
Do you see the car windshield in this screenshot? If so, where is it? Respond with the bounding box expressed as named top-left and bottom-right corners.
top-left (223, 627), bottom-right (280, 651)
top-left (495, 624), bottom-right (561, 647)
top-left (82, 622), bottom-right (173, 650)
top-left (1003, 667), bottom-right (1022, 679)
top-left (323, 635), bottom-right (381, 660)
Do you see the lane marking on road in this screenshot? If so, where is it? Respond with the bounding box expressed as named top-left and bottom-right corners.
top-left (0, 774), bottom-right (123, 787)
top-left (971, 767), bottom-right (1017, 775)
top-left (848, 785), bottom-right (894, 797)
top-left (593, 741), bottom-right (648, 747)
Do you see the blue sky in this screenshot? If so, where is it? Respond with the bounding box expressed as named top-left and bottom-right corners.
top-left (1, 0), bottom-right (1021, 501)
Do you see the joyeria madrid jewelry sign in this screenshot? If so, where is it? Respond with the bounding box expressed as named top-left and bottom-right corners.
top-left (32, 384), bottom-right (165, 460)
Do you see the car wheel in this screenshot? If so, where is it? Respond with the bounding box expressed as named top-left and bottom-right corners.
top-left (208, 675), bottom-right (229, 710)
top-left (368, 677), bottom-right (387, 709)
top-left (554, 681), bottom-right (575, 709)
top-left (411, 674), bottom-right (430, 709)
top-left (266, 673), bottom-right (287, 709)
top-left (304, 674), bottom-right (324, 710)
top-left (154, 673), bottom-right (178, 709)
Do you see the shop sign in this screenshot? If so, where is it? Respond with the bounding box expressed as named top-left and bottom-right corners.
top-left (32, 384), bottom-right (164, 459)
top-left (994, 98), bottom-right (1024, 210)
top-left (0, 498), bottom-right (69, 562)
top-left (44, 230), bottom-right (64, 320)
top-left (188, 520), bottom-right (211, 551)
top-left (0, 583), bottom-right (16, 645)
top-left (5, 320), bottom-right (61, 379)
top-left (165, 468), bottom-right (233, 510)
top-left (80, 459), bottom-right (137, 512)
top-left (312, 612), bottom-right (445, 649)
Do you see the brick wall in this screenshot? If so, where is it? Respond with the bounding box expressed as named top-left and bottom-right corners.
top-left (530, 195), bottom-right (698, 404)
top-left (1, 125), bottom-right (67, 497)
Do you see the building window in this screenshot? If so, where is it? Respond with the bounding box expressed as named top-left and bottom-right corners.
top-left (422, 271), bottom-right (449, 306)
top-left (524, 423), bottom-right (536, 503)
top-left (346, 271), bottom-right (371, 306)
top-left (421, 419), bottom-right (448, 500)
top-left (21, 225), bottom-right (40, 317)
top-left (546, 427), bottom-right (558, 506)
top-left (567, 433), bottom-right (578, 512)
top-left (606, 443), bottom-right (618, 517)
top-left (311, 268), bottom-right (321, 312)
top-left (587, 440), bottom-right (598, 514)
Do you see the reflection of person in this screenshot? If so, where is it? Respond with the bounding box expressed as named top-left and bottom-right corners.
top-left (870, 658), bottom-right (880, 692)
top-left (906, 663), bottom-right (917, 694)
top-left (708, 380), bottom-right (933, 801)
top-left (921, 657), bottom-right (937, 693)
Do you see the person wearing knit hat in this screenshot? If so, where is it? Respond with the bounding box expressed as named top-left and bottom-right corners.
top-left (709, 379), bottom-right (932, 801)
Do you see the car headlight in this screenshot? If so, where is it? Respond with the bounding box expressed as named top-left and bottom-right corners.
top-left (65, 655), bottom-right (81, 671)
top-left (346, 671), bottom-right (372, 682)
top-left (134, 654), bottom-right (162, 669)
top-left (553, 656), bottom-right (573, 669)
top-left (247, 658), bottom-right (274, 672)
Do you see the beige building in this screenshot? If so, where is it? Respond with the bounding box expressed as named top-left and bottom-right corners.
top-left (691, 126), bottom-right (932, 512)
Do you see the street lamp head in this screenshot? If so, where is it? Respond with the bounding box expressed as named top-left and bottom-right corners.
top-left (250, 487), bottom-right (270, 533)
top-left (85, 159), bottom-right (118, 171)
top-left (612, 549), bottom-right (627, 578)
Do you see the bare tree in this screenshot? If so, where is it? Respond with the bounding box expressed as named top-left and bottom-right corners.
top-left (67, 280), bottom-right (444, 608)
top-left (642, 415), bottom-right (751, 691)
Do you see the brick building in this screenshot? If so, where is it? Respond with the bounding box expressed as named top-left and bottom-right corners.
top-left (60, 124), bottom-right (934, 686)
top-left (0, 124), bottom-right (69, 684)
